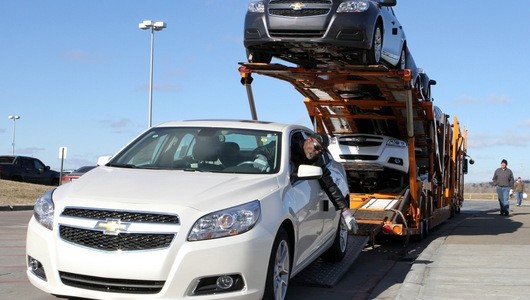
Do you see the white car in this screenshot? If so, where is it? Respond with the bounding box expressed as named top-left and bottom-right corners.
top-left (328, 133), bottom-right (408, 173)
top-left (26, 120), bottom-right (349, 300)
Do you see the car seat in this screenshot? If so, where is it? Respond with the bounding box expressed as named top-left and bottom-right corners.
top-left (219, 142), bottom-right (241, 168)
top-left (192, 135), bottom-right (223, 170)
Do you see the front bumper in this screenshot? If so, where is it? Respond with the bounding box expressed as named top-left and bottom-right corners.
top-left (26, 216), bottom-right (273, 299)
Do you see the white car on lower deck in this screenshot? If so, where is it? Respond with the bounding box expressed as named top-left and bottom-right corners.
top-left (328, 133), bottom-right (409, 173)
top-left (26, 120), bottom-right (349, 300)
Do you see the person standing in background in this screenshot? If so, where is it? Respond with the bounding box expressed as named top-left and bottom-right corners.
top-left (492, 159), bottom-right (515, 216)
top-left (514, 177), bottom-right (525, 206)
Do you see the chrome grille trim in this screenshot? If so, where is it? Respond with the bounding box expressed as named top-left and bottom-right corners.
top-left (62, 207), bottom-right (179, 224)
top-left (59, 207), bottom-right (179, 251)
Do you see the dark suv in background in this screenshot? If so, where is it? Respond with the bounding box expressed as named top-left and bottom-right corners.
top-left (244, 0), bottom-right (406, 68)
top-left (0, 155), bottom-right (60, 185)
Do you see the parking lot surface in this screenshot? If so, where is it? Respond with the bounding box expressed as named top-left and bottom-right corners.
top-left (2, 200), bottom-right (530, 299)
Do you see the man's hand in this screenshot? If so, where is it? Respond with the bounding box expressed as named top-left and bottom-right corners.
top-left (342, 209), bottom-right (358, 234)
top-left (253, 154), bottom-right (270, 172)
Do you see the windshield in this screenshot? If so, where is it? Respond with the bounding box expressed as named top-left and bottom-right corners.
top-left (108, 127), bottom-right (281, 174)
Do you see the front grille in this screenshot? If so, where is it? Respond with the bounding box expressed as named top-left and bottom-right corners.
top-left (60, 226), bottom-right (174, 251)
top-left (269, 8), bottom-right (330, 17)
top-left (62, 208), bottom-right (179, 224)
top-left (59, 271), bottom-right (164, 294)
top-left (339, 154), bottom-right (378, 160)
top-left (270, 0), bottom-right (332, 3)
top-left (269, 0), bottom-right (332, 17)
top-left (339, 140), bottom-right (382, 147)
top-left (269, 30), bottom-right (325, 38)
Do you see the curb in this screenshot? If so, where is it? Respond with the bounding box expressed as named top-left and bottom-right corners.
top-left (0, 205), bottom-right (34, 211)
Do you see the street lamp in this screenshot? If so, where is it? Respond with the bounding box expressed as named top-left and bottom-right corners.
top-left (8, 115), bottom-right (20, 155)
top-left (139, 20), bottom-right (166, 128)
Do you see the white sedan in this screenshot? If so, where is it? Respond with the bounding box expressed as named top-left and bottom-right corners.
top-left (26, 120), bottom-right (349, 300)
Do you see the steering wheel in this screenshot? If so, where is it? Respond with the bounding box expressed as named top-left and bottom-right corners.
top-left (236, 161), bottom-right (256, 167)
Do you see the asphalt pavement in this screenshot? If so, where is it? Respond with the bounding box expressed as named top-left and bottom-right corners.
top-left (388, 200), bottom-right (530, 300)
top-left (3, 200), bottom-right (530, 299)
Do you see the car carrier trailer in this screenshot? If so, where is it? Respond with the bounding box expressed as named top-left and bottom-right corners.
top-left (238, 63), bottom-right (472, 245)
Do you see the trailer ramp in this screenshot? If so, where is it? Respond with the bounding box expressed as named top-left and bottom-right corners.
top-left (290, 235), bottom-right (369, 287)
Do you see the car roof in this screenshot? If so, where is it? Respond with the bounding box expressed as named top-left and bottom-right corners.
top-left (155, 119), bottom-right (310, 133)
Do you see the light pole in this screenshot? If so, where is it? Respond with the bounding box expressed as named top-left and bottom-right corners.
top-left (139, 20), bottom-right (166, 128)
top-left (8, 115), bottom-right (20, 155)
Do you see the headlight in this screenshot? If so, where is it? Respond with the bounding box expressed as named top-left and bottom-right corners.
top-left (188, 200), bottom-right (261, 241)
top-left (387, 139), bottom-right (407, 147)
top-left (248, 1), bottom-right (265, 13)
top-left (34, 189), bottom-right (55, 230)
top-left (337, 0), bottom-right (370, 13)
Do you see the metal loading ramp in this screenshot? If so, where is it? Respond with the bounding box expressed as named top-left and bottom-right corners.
top-left (290, 235), bottom-right (369, 287)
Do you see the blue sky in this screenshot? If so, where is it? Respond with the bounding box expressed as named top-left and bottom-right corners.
top-left (1, 0), bottom-right (529, 183)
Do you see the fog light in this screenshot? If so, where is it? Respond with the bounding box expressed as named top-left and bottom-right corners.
top-left (216, 275), bottom-right (234, 289)
top-left (27, 256), bottom-right (47, 280)
top-left (193, 274), bottom-right (244, 295)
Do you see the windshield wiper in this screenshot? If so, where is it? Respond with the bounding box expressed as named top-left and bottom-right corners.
top-left (107, 163), bottom-right (138, 169)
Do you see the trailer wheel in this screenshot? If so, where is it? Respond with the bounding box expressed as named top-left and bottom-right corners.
top-left (411, 219), bottom-right (429, 242)
top-left (263, 228), bottom-right (291, 300)
top-left (321, 217), bottom-right (348, 262)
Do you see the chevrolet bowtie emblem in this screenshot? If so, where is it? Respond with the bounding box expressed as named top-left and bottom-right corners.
top-left (95, 219), bottom-right (130, 235)
top-left (290, 2), bottom-right (306, 10)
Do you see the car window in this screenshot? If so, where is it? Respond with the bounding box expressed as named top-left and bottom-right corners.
top-left (33, 160), bottom-right (45, 171)
top-left (109, 127), bottom-right (281, 174)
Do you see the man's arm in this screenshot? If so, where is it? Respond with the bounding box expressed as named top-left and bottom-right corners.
top-left (317, 160), bottom-right (348, 211)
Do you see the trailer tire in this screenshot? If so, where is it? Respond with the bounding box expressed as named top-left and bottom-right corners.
top-left (263, 228), bottom-right (291, 300)
top-left (321, 217), bottom-right (348, 262)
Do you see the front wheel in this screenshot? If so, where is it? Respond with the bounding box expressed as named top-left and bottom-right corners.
top-left (263, 228), bottom-right (291, 300)
top-left (397, 46), bottom-right (407, 70)
top-left (368, 24), bottom-right (382, 65)
top-left (321, 216), bottom-right (348, 262)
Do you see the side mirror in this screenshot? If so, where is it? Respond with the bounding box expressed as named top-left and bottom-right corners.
top-left (292, 165), bottom-right (322, 183)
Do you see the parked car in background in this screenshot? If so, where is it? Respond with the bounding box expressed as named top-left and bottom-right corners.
top-left (0, 155), bottom-right (59, 185)
top-left (27, 120), bottom-right (350, 300)
top-left (60, 166), bottom-right (97, 183)
top-left (244, 0), bottom-right (407, 68)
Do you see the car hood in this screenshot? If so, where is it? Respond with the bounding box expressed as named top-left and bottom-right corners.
top-left (53, 166), bottom-right (280, 213)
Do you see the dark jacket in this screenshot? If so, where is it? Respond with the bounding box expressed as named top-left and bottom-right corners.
top-left (492, 167), bottom-right (514, 187)
top-left (290, 140), bottom-right (348, 211)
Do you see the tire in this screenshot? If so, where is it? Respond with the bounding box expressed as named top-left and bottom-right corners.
top-left (263, 228), bottom-right (291, 300)
top-left (368, 23), bottom-right (382, 65)
top-left (410, 219), bottom-right (428, 242)
top-left (321, 216), bottom-right (348, 262)
top-left (397, 46), bottom-right (406, 70)
top-left (247, 49), bottom-right (272, 64)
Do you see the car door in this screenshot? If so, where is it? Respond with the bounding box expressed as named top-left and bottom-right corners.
top-left (320, 151), bottom-right (345, 237)
top-left (28, 159), bottom-right (49, 184)
top-left (380, 6), bottom-right (404, 64)
top-left (286, 130), bottom-right (325, 264)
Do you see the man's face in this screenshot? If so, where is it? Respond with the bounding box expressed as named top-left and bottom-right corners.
top-left (501, 162), bottom-right (507, 169)
top-left (303, 137), bottom-right (323, 160)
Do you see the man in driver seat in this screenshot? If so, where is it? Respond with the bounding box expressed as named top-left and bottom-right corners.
top-left (253, 132), bottom-right (358, 233)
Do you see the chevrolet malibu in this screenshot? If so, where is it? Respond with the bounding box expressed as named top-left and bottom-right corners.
top-left (244, 0), bottom-right (406, 68)
top-left (26, 120), bottom-right (350, 300)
